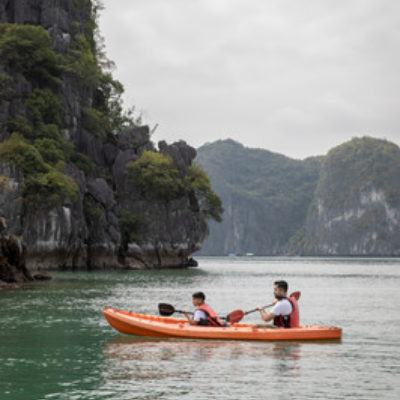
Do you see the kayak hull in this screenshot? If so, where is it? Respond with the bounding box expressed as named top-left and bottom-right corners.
top-left (103, 307), bottom-right (342, 341)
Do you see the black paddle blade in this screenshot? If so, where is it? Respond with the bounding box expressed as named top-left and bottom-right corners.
top-left (158, 303), bottom-right (175, 316)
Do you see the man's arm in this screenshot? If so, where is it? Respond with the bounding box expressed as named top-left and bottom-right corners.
top-left (257, 307), bottom-right (275, 322)
top-left (258, 299), bottom-right (292, 322)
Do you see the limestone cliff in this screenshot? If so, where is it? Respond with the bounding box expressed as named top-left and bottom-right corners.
top-left (0, 0), bottom-right (220, 269)
top-left (292, 137), bottom-right (400, 255)
top-left (197, 137), bottom-right (400, 256)
top-left (196, 140), bottom-right (321, 255)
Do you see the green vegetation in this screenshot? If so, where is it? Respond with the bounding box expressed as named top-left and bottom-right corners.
top-left (0, 72), bottom-right (14, 101)
top-left (34, 138), bottom-right (72, 165)
top-left (196, 139), bottom-right (322, 254)
top-left (0, 133), bottom-right (78, 207)
top-left (118, 210), bottom-right (140, 243)
top-left (7, 115), bottom-right (33, 137)
top-left (126, 151), bottom-right (184, 200)
top-left (0, 23), bottom-right (62, 86)
top-left (0, 10), bottom-right (219, 242)
top-left (70, 151), bottom-right (96, 174)
top-left (81, 107), bottom-right (108, 139)
top-left (23, 169), bottom-right (78, 207)
top-left (198, 137), bottom-right (400, 255)
top-left (0, 174), bottom-right (9, 190)
top-left (26, 88), bottom-right (63, 130)
top-left (0, 23), bottom-right (80, 207)
top-left (185, 166), bottom-right (224, 222)
top-left (318, 137), bottom-right (400, 208)
top-left (0, 133), bottom-right (48, 175)
top-left (84, 196), bottom-right (104, 222)
top-left (65, 6), bottom-right (139, 136)
top-left (125, 151), bottom-right (223, 222)
top-left (65, 33), bottom-right (99, 88)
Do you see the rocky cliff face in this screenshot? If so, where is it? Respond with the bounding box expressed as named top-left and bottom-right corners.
top-left (196, 139), bottom-right (321, 255)
top-left (197, 137), bottom-right (400, 256)
top-left (0, 0), bottom-right (213, 269)
top-left (293, 137), bottom-right (400, 255)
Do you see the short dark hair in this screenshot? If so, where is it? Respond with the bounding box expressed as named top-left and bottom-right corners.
top-left (274, 280), bottom-right (288, 292)
top-left (192, 291), bottom-right (205, 301)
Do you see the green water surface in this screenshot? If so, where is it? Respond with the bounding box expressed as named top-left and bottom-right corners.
top-left (1, 257), bottom-right (399, 399)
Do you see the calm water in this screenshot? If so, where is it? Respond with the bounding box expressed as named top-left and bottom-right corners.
top-left (1, 257), bottom-right (400, 400)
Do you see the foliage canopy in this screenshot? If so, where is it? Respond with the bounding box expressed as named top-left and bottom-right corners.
top-left (0, 23), bottom-right (62, 86)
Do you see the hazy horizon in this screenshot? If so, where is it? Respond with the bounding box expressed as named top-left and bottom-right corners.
top-left (99, 0), bottom-right (400, 159)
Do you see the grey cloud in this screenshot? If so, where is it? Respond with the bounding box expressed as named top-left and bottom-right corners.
top-left (100, 0), bottom-right (400, 158)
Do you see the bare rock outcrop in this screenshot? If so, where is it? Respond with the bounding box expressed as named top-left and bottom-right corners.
top-left (0, 217), bottom-right (32, 286)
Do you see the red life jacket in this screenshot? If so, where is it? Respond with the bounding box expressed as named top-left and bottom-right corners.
top-left (197, 303), bottom-right (224, 327)
top-left (273, 296), bottom-right (300, 328)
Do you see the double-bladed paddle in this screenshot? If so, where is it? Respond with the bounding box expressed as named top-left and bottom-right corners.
top-left (226, 291), bottom-right (301, 323)
top-left (158, 303), bottom-right (193, 317)
top-left (158, 290), bottom-right (301, 324)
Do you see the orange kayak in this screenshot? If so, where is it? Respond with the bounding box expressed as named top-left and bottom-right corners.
top-left (103, 307), bottom-right (342, 341)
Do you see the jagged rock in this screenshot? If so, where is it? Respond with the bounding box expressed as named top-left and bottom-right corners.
top-left (112, 149), bottom-right (141, 199)
top-left (85, 178), bottom-right (122, 269)
top-left (87, 178), bottom-right (116, 209)
top-left (159, 140), bottom-right (196, 175)
top-left (33, 272), bottom-right (52, 280)
top-left (76, 129), bottom-right (106, 166)
top-left (187, 257), bottom-right (198, 267)
top-left (103, 143), bottom-right (118, 166)
top-left (122, 196), bottom-right (207, 269)
top-left (41, 3), bottom-right (71, 32)
top-left (0, 0), bottom-right (41, 25)
top-left (117, 127), bottom-right (153, 152)
top-left (0, 217), bottom-right (32, 284)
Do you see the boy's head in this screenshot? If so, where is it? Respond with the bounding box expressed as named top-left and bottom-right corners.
top-left (192, 291), bottom-right (205, 306)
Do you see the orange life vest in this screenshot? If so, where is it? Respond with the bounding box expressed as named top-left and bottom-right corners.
top-left (197, 303), bottom-right (224, 327)
top-left (273, 296), bottom-right (300, 328)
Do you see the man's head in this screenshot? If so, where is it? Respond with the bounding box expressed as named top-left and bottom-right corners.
top-left (273, 280), bottom-right (288, 299)
top-left (192, 291), bottom-right (205, 306)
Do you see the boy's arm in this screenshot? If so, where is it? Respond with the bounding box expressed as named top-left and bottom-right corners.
top-left (184, 311), bottom-right (199, 325)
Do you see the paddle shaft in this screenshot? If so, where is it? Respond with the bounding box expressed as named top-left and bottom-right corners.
top-left (176, 309), bottom-right (193, 315)
top-left (244, 303), bottom-right (275, 316)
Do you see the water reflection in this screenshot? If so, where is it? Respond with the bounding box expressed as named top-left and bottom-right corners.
top-left (103, 336), bottom-right (306, 382)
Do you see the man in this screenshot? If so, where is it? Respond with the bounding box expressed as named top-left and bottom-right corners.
top-left (257, 280), bottom-right (300, 328)
top-left (184, 291), bottom-right (225, 327)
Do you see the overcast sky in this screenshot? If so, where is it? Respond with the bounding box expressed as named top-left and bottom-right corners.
top-left (99, 0), bottom-right (400, 159)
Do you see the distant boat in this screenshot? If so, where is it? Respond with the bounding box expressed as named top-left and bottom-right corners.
top-left (245, 252), bottom-right (255, 257)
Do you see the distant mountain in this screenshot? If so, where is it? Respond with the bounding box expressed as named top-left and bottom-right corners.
top-left (196, 137), bottom-right (400, 256)
top-left (196, 139), bottom-right (322, 255)
top-left (292, 137), bottom-right (400, 255)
